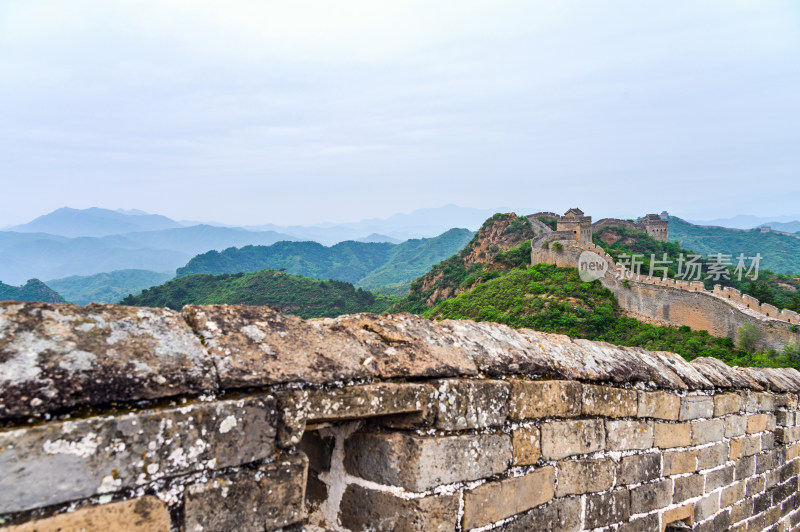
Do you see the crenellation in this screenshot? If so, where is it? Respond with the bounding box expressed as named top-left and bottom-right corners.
top-left (529, 214), bottom-right (800, 351)
top-left (1, 301), bottom-right (800, 530)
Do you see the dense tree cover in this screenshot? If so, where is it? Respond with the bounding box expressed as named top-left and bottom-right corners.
top-left (425, 264), bottom-right (799, 370)
top-left (121, 270), bottom-right (396, 318)
top-left (0, 279), bottom-right (64, 303)
top-left (175, 229), bottom-right (474, 293)
top-left (593, 226), bottom-right (800, 312)
top-left (47, 269), bottom-right (174, 304)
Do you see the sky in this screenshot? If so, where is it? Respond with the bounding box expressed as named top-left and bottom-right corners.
top-left (1, 1), bottom-right (799, 227)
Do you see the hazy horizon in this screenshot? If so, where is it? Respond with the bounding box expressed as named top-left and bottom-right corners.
top-left (2, 1), bottom-right (798, 227)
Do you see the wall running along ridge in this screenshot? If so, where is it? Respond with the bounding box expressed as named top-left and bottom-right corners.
top-left (531, 236), bottom-right (800, 352)
top-left (2, 302), bottom-right (800, 530)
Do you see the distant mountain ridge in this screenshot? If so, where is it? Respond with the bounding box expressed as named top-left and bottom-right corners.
top-left (7, 207), bottom-right (183, 237)
top-left (176, 228), bottom-right (475, 294)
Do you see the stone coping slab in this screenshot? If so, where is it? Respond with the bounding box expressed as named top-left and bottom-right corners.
top-left (2, 301), bottom-right (800, 421)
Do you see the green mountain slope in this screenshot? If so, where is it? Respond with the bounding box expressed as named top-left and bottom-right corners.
top-left (669, 217), bottom-right (800, 274)
top-left (425, 264), bottom-right (793, 369)
top-left (0, 279), bottom-right (65, 303)
top-left (175, 228), bottom-right (474, 290)
top-left (47, 269), bottom-right (174, 305)
top-left (121, 270), bottom-right (396, 318)
top-left (394, 213), bottom-right (536, 313)
top-left (355, 228), bottom-right (474, 293)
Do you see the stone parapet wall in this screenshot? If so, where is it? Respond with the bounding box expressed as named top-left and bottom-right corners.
top-left (531, 239), bottom-right (800, 351)
top-left (2, 302), bottom-right (800, 530)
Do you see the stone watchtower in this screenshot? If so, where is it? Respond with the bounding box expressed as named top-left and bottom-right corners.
top-left (557, 208), bottom-right (593, 244)
top-left (638, 214), bottom-right (669, 242)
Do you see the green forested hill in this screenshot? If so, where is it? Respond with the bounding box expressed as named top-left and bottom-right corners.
top-left (47, 269), bottom-right (174, 304)
top-left (121, 270), bottom-right (396, 318)
top-left (669, 217), bottom-right (800, 275)
top-left (425, 264), bottom-right (794, 369)
top-left (0, 279), bottom-right (65, 303)
top-left (175, 228), bottom-right (474, 293)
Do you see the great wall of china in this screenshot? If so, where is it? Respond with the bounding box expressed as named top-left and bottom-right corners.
top-left (3, 301), bottom-right (800, 531)
top-left (2, 211), bottom-right (800, 531)
top-left (528, 209), bottom-right (800, 352)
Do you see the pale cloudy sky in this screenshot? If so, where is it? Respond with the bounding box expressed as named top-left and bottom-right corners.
top-left (1, 1), bottom-right (798, 226)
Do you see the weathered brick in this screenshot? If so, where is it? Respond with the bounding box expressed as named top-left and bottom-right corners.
top-left (664, 450), bottom-right (698, 475)
top-left (763, 430), bottom-right (776, 449)
top-left (662, 504), bottom-right (695, 530)
top-left (695, 491), bottom-right (721, 522)
top-left (432, 379), bottom-right (509, 430)
top-left (617, 513), bottom-right (660, 532)
top-left (721, 481), bottom-right (746, 508)
top-left (638, 390), bottom-right (680, 420)
top-left (556, 458), bottom-right (614, 496)
top-left (3, 497), bottom-right (169, 532)
top-left (618, 453), bottom-right (660, 485)
top-left (582, 384), bottom-right (637, 418)
top-left (674, 474), bottom-right (704, 502)
top-left (605, 420), bottom-right (653, 451)
top-left (0, 395), bottom-right (277, 514)
top-left (747, 475), bottom-right (766, 497)
top-left (184, 454), bottom-right (308, 532)
top-left (776, 410), bottom-right (797, 427)
top-left (715, 393), bottom-right (744, 417)
top-left (500, 496), bottom-right (581, 532)
top-left (584, 489), bottom-right (630, 528)
top-left (734, 455), bottom-right (756, 480)
top-left (339, 484), bottom-right (458, 532)
top-left (680, 395), bottom-right (714, 420)
top-left (630, 479), bottom-right (672, 513)
top-left (691, 418), bottom-right (725, 445)
top-left (725, 414), bottom-right (748, 438)
top-left (511, 425), bottom-right (540, 466)
top-left (540, 419), bottom-right (604, 460)
top-left (697, 443), bottom-right (728, 470)
top-left (787, 442), bottom-right (800, 460)
top-left (508, 380), bottom-right (581, 420)
top-left (742, 434), bottom-right (762, 456)
top-left (745, 391), bottom-right (775, 413)
top-left (730, 438), bottom-right (743, 461)
top-left (747, 413), bottom-right (769, 434)
top-left (655, 422), bottom-right (691, 448)
top-left (731, 497), bottom-right (754, 523)
top-left (344, 431), bottom-right (510, 491)
top-left (462, 466), bottom-right (555, 529)
top-left (705, 465), bottom-right (735, 492)
top-left (776, 426), bottom-right (800, 444)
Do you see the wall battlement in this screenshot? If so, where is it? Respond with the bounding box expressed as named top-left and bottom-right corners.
top-left (2, 302), bottom-right (800, 531)
top-left (531, 237), bottom-right (800, 351)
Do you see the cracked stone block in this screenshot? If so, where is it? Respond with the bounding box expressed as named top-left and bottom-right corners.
top-left (0, 301), bottom-right (215, 420)
top-left (0, 395), bottom-right (276, 513)
top-left (540, 419), bottom-right (605, 460)
top-left (184, 453), bottom-right (308, 532)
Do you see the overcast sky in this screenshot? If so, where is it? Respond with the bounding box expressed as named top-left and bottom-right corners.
top-left (1, 1), bottom-right (798, 227)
